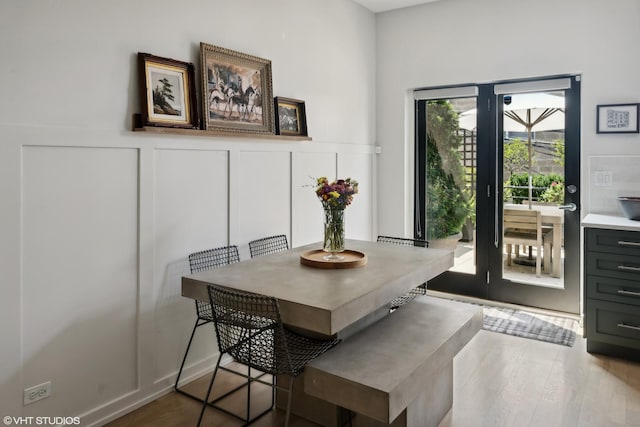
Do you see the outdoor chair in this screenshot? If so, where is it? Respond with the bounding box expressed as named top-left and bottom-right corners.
top-left (511, 229), bottom-right (552, 276)
top-left (377, 235), bottom-right (430, 310)
top-left (543, 230), bottom-right (554, 275)
top-left (503, 209), bottom-right (551, 277)
top-left (197, 285), bottom-right (340, 427)
top-left (175, 245), bottom-right (240, 402)
top-left (249, 234), bottom-right (289, 258)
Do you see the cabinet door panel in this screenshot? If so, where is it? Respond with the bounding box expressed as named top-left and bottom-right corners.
top-left (586, 251), bottom-right (640, 282)
top-left (586, 275), bottom-right (640, 307)
top-left (586, 299), bottom-right (640, 350)
top-left (586, 228), bottom-right (640, 257)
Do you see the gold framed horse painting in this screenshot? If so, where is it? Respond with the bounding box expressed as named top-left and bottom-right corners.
top-left (200, 43), bottom-right (274, 135)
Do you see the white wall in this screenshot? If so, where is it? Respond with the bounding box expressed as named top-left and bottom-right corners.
top-left (0, 0), bottom-right (376, 424)
top-left (376, 0), bottom-right (640, 235)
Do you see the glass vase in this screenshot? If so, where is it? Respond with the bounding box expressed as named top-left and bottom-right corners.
top-left (323, 206), bottom-right (345, 260)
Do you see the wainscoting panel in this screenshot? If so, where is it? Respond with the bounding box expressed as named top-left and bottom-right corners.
top-left (3, 128), bottom-right (374, 425)
top-left (21, 146), bottom-right (139, 417)
top-left (339, 151), bottom-right (374, 240)
top-left (291, 151), bottom-right (337, 248)
top-left (152, 148), bottom-right (229, 382)
top-left (236, 151), bottom-right (292, 258)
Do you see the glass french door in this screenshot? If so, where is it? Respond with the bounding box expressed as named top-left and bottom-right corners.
top-left (415, 76), bottom-right (581, 314)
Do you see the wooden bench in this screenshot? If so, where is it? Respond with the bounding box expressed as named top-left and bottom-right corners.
top-left (304, 296), bottom-right (482, 427)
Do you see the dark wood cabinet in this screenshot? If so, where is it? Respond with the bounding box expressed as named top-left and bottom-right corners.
top-left (584, 227), bottom-right (640, 361)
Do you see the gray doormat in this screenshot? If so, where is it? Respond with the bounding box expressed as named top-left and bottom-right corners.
top-left (482, 306), bottom-right (578, 347)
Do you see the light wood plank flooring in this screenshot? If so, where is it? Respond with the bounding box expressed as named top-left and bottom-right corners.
top-left (106, 332), bottom-right (640, 427)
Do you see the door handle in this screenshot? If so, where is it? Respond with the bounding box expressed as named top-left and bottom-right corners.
top-left (618, 265), bottom-right (640, 272)
top-left (618, 240), bottom-right (640, 247)
top-left (558, 203), bottom-right (577, 212)
top-left (617, 323), bottom-right (640, 332)
top-left (618, 289), bottom-right (640, 297)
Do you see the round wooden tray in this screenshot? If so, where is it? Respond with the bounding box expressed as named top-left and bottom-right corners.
top-left (300, 249), bottom-right (367, 269)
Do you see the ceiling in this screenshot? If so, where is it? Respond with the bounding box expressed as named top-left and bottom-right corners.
top-left (352, 0), bottom-right (441, 13)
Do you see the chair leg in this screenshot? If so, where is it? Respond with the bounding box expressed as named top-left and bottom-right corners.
top-left (197, 353), bottom-right (224, 426)
top-left (544, 241), bottom-right (551, 274)
top-left (284, 376), bottom-right (294, 427)
top-left (270, 374), bottom-right (276, 410)
top-left (199, 364), bottom-right (272, 424)
top-left (175, 317), bottom-right (209, 392)
top-left (245, 362), bottom-right (251, 423)
top-left (245, 339), bottom-right (253, 423)
top-left (535, 244), bottom-right (541, 277)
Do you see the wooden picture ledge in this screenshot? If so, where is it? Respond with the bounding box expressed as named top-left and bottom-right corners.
top-left (132, 114), bottom-right (312, 141)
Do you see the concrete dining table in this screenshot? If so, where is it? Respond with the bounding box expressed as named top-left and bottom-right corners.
top-left (181, 239), bottom-right (454, 339)
top-left (181, 239), bottom-right (456, 426)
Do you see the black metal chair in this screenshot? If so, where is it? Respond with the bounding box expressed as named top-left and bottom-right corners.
top-left (248, 234), bottom-right (289, 258)
top-left (175, 245), bottom-right (240, 401)
top-left (377, 235), bottom-right (430, 310)
top-left (197, 285), bottom-right (339, 426)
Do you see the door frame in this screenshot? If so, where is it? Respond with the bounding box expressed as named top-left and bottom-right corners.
top-left (488, 77), bottom-right (581, 313)
top-left (414, 85), bottom-right (488, 299)
top-left (415, 75), bottom-right (581, 314)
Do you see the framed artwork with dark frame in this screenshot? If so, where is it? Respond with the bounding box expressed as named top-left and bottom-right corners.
top-left (596, 103), bottom-right (639, 134)
top-left (138, 53), bottom-right (198, 129)
top-left (200, 43), bottom-right (274, 135)
top-left (274, 97), bottom-right (308, 136)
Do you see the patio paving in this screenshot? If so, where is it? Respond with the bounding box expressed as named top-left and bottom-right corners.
top-left (449, 240), bottom-right (564, 289)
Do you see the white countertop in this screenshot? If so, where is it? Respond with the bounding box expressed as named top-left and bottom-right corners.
top-left (582, 213), bottom-right (640, 232)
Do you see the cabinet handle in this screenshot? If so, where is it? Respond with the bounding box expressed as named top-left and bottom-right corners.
top-left (618, 265), bottom-right (640, 272)
top-left (618, 240), bottom-right (640, 247)
top-left (617, 323), bottom-right (640, 332)
top-left (618, 289), bottom-right (640, 297)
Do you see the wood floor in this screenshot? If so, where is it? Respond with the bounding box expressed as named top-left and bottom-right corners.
top-left (106, 331), bottom-right (640, 427)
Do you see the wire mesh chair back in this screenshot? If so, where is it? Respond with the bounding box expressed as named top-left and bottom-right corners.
top-left (189, 245), bottom-right (240, 273)
top-left (208, 285), bottom-right (294, 376)
top-left (377, 235), bottom-right (429, 248)
top-left (199, 286), bottom-right (339, 426)
top-left (188, 246), bottom-right (240, 319)
top-left (377, 235), bottom-right (429, 308)
top-left (249, 234), bottom-right (289, 258)
top-left (177, 245), bottom-right (242, 402)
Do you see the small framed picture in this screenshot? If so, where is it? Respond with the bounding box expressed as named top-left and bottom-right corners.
top-left (138, 53), bottom-right (198, 128)
top-left (596, 103), bottom-right (639, 134)
top-left (274, 97), bottom-right (308, 136)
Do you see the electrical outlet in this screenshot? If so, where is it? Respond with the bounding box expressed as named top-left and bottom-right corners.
top-left (24, 381), bottom-right (51, 405)
top-left (595, 171), bottom-right (613, 186)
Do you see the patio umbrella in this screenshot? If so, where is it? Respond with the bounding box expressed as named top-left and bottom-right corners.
top-left (458, 92), bottom-right (565, 208)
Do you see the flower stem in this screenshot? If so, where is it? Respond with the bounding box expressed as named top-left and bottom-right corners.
top-left (323, 206), bottom-right (345, 254)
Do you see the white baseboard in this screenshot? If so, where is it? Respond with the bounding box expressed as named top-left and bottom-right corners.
top-left (78, 353), bottom-right (219, 426)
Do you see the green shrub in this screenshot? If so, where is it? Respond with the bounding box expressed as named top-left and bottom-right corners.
top-left (506, 173), bottom-right (564, 204)
top-left (427, 130), bottom-right (469, 239)
top-left (540, 181), bottom-right (565, 203)
top-left (504, 138), bottom-right (533, 175)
